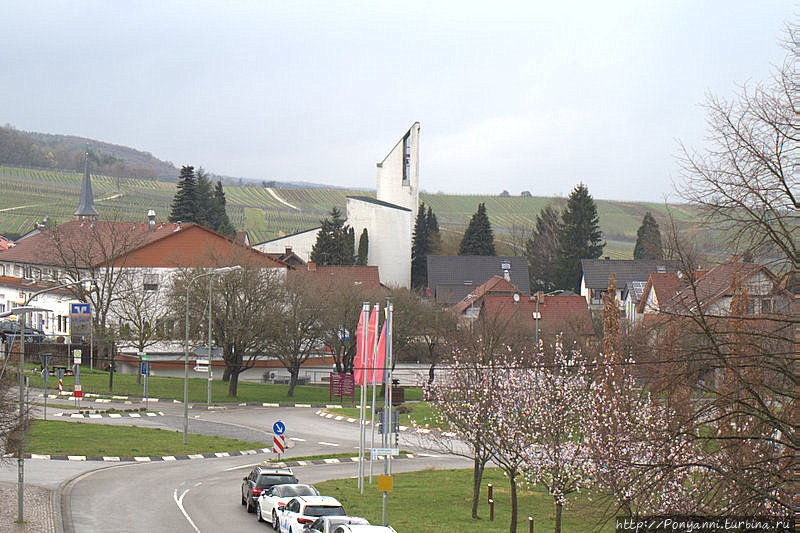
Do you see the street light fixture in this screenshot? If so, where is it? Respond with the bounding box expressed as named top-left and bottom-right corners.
top-left (0, 277), bottom-right (95, 524)
top-left (183, 266), bottom-right (241, 444)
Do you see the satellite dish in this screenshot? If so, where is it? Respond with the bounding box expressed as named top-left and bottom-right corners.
top-left (513, 293), bottom-right (520, 302)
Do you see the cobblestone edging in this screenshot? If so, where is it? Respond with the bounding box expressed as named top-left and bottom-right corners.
top-left (314, 409), bottom-right (457, 438)
top-left (51, 411), bottom-right (165, 419)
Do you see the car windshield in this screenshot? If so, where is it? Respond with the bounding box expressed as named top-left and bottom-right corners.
top-left (277, 485), bottom-right (318, 497)
top-left (305, 505), bottom-right (346, 517)
top-left (256, 474), bottom-right (298, 488)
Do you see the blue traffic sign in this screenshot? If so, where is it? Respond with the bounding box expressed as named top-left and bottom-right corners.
top-left (273, 421), bottom-right (285, 435)
top-left (140, 362), bottom-right (151, 376)
top-left (70, 303), bottom-right (91, 316)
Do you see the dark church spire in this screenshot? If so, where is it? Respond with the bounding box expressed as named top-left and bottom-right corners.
top-left (74, 143), bottom-right (99, 220)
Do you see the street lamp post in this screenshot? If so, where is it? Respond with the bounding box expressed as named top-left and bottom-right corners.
top-left (184, 266), bottom-right (241, 445)
top-left (2, 278), bottom-right (93, 524)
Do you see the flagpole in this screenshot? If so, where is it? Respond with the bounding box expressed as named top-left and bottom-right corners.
top-left (369, 302), bottom-right (380, 483)
top-left (358, 302), bottom-right (369, 494)
top-left (382, 299), bottom-right (393, 526)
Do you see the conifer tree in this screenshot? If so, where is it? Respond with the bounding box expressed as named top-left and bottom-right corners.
top-left (345, 227), bottom-right (356, 266)
top-left (168, 166), bottom-right (197, 223)
top-left (426, 205), bottom-right (441, 254)
top-left (633, 212), bottom-right (663, 260)
top-left (212, 180), bottom-right (236, 238)
top-left (194, 168), bottom-right (215, 229)
top-left (356, 228), bottom-right (369, 266)
top-left (411, 204), bottom-right (430, 289)
top-left (310, 207), bottom-right (352, 266)
top-left (557, 183), bottom-right (604, 291)
top-left (459, 203), bottom-right (495, 256)
top-left (525, 204), bottom-right (562, 293)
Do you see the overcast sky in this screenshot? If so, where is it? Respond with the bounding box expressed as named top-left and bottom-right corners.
top-left (2, 2), bottom-right (793, 201)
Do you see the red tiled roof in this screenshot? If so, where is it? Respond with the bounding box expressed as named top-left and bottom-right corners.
top-left (0, 276), bottom-right (74, 297)
top-left (452, 275), bottom-right (519, 314)
top-left (0, 221), bottom-right (285, 269)
top-left (636, 272), bottom-right (685, 314)
top-left (480, 293), bottom-right (592, 334)
top-left (669, 259), bottom-right (769, 312)
top-left (288, 265), bottom-right (381, 291)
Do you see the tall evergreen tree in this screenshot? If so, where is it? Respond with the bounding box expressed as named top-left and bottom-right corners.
top-left (168, 166), bottom-right (197, 223)
top-left (345, 227), bottom-right (356, 266)
top-left (633, 212), bottom-right (663, 260)
top-left (356, 228), bottom-right (369, 266)
top-left (411, 204), bottom-right (430, 289)
top-left (458, 203), bottom-right (495, 256)
top-left (426, 205), bottom-right (441, 254)
top-left (194, 168), bottom-right (215, 228)
top-left (212, 180), bottom-right (236, 238)
top-left (525, 205), bottom-right (563, 293)
top-left (557, 183), bottom-right (604, 291)
top-left (310, 207), bottom-right (352, 266)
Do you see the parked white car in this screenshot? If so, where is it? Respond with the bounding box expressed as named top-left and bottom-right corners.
top-left (332, 525), bottom-right (397, 533)
top-left (257, 484), bottom-right (320, 527)
top-left (302, 515), bottom-right (370, 533)
top-left (277, 496), bottom-right (347, 533)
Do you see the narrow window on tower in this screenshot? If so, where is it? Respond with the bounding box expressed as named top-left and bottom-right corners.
top-left (402, 132), bottom-right (411, 185)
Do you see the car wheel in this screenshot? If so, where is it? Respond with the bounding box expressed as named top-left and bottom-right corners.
top-left (241, 492), bottom-right (246, 506)
top-left (257, 502), bottom-right (264, 522)
top-left (272, 511), bottom-right (279, 531)
top-left (246, 497), bottom-right (255, 513)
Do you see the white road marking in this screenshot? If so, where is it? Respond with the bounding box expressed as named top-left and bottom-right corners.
top-left (173, 488), bottom-right (201, 533)
top-left (289, 437), bottom-right (305, 442)
top-left (224, 462), bottom-right (261, 471)
top-left (318, 441), bottom-right (339, 447)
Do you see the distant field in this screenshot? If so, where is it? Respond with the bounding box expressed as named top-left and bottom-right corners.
top-left (0, 165), bottom-right (707, 258)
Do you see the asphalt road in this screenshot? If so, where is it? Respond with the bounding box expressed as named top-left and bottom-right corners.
top-left (3, 401), bottom-right (469, 532)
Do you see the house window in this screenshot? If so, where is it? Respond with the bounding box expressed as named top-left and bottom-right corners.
top-left (402, 132), bottom-right (411, 185)
top-left (0, 304), bottom-right (4, 313)
top-left (143, 273), bottom-right (159, 292)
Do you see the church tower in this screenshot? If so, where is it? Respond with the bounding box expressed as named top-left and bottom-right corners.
top-left (74, 144), bottom-right (99, 221)
top-left (375, 122), bottom-right (420, 225)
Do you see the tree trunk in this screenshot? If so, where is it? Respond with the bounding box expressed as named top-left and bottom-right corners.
top-left (471, 455), bottom-right (485, 519)
top-left (555, 501), bottom-right (563, 533)
top-left (428, 362), bottom-right (436, 384)
top-left (222, 365), bottom-right (231, 382)
top-left (287, 367), bottom-right (299, 397)
top-left (228, 370), bottom-right (239, 397)
top-left (136, 353), bottom-right (142, 385)
top-left (509, 471), bottom-right (518, 533)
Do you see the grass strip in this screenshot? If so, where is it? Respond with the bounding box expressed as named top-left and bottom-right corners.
top-left (25, 367), bottom-right (422, 404)
top-left (326, 402), bottom-right (440, 430)
top-left (27, 420), bottom-right (266, 456)
top-left (315, 467), bottom-right (614, 532)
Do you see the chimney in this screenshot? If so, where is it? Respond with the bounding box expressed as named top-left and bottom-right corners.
top-left (307, 262), bottom-right (317, 272)
top-left (285, 247), bottom-right (293, 254)
top-left (147, 210), bottom-right (156, 231)
top-left (174, 221), bottom-right (182, 232)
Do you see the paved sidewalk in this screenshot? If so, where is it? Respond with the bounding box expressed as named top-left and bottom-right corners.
top-left (0, 481), bottom-right (57, 533)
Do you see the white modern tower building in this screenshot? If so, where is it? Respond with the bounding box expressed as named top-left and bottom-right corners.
top-left (256, 123), bottom-right (420, 288)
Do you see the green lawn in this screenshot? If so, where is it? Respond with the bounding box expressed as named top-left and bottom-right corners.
top-left (315, 468), bottom-right (614, 533)
top-left (26, 367), bottom-right (422, 404)
top-left (27, 420), bottom-right (266, 456)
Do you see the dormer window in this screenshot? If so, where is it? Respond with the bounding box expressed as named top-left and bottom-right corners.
top-left (143, 273), bottom-right (159, 292)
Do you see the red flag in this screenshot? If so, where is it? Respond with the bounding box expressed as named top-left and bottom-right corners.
top-left (353, 307), bottom-right (367, 386)
top-left (365, 306), bottom-right (378, 382)
top-left (369, 321), bottom-right (386, 384)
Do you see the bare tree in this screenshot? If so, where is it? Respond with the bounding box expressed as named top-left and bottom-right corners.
top-left (174, 261), bottom-right (283, 397)
top-left (44, 219), bottom-right (147, 391)
top-left (677, 26), bottom-right (798, 272)
top-left (266, 274), bottom-right (325, 396)
top-left (110, 268), bottom-right (171, 384)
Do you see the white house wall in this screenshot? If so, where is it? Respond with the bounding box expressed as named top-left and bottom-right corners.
top-left (254, 228), bottom-right (321, 262)
top-left (376, 122), bottom-right (420, 227)
top-left (346, 198), bottom-right (412, 288)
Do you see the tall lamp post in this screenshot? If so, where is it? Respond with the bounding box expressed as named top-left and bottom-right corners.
top-left (184, 266), bottom-right (241, 445)
top-left (2, 276), bottom-right (93, 525)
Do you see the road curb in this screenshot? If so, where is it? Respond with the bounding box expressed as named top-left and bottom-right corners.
top-left (51, 411), bottom-right (165, 419)
top-left (7, 448), bottom-right (274, 463)
top-left (314, 409), bottom-right (457, 438)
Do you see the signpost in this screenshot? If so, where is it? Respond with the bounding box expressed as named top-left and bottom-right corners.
top-left (69, 303), bottom-right (91, 341)
top-left (39, 354), bottom-right (50, 420)
top-left (140, 361), bottom-right (151, 410)
top-left (272, 421), bottom-right (286, 457)
top-left (72, 348), bottom-right (81, 408)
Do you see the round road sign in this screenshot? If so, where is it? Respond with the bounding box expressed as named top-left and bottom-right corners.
top-left (273, 420), bottom-right (285, 435)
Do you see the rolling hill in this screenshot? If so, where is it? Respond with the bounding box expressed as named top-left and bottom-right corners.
top-left (0, 164), bottom-right (708, 260)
